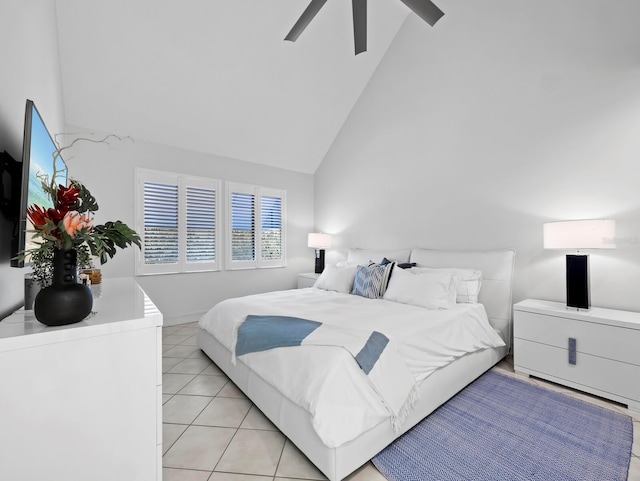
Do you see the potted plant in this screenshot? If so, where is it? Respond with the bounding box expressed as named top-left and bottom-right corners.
top-left (21, 168), bottom-right (141, 325)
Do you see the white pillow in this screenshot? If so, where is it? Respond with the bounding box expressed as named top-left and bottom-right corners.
top-left (347, 248), bottom-right (411, 267)
top-left (410, 267), bottom-right (482, 303)
top-left (313, 264), bottom-right (357, 293)
top-left (383, 268), bottom-right (455, 310)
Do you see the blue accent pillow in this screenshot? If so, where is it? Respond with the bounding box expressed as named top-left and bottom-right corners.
top-left (352, 262), bottom-right (395, 299)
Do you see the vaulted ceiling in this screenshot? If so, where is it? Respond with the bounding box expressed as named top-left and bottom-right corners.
top-left (55, 0), bottom-right (418, 174)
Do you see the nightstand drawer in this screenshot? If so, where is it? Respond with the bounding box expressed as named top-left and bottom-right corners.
top-left (514, 311), bottom-right (640, 366)
top-left (514, 338), bottom-right (640, 404)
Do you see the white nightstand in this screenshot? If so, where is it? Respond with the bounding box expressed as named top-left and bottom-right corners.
top-left (513, 299), bottom-right (640, 412)
top-left (297, 272), bottom-right (320, 288)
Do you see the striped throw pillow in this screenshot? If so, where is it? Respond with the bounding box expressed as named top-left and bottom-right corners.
top-left (352, 262), bottom-right (395, 299)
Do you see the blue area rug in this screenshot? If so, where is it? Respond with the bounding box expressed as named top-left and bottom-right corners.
top-left (372, 370), bottom-right (633, 481)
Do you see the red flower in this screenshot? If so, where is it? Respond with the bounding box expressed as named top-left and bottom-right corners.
top-left (26, 205), bottom-right (66, 238)
top-left (26, 205), bottom-right (49, 228)
top-left (55, 184), bottom-right (80, 214)
top-left (45, 207), bottom-right (66, 225)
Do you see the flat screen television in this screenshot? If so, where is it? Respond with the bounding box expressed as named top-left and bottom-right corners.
top-left (11, 99), bottom-right (68, 267)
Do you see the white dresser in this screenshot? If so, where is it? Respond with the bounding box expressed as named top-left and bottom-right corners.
top-left (0, 278), bottom-right (163, 481)
top-left (514, 299), bottom-right (640, 412)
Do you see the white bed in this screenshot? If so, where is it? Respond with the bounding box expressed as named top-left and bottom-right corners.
top-left (197, 248), bottom-right (515, 481)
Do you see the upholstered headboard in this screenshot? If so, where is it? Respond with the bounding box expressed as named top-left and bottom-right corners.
top-left (409, 248), bottom-right (516, 347)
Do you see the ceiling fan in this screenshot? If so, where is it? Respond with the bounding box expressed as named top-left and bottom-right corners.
top-left (284, 0), bottom-right (444, 55)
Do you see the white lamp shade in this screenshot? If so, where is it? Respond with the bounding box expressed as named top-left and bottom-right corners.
top-left (307, 233), bottom-right (332, 249)
top-left (543, 219), bottom-right (616, 249)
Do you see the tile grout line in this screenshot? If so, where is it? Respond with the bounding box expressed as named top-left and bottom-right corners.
top-left (273, 436), bottom-right (287, 480)
top-left (211, 425), bottom-right (240, 474)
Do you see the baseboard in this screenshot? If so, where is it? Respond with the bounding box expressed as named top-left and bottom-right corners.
top-left (163, 311), bottom-right (206, 327)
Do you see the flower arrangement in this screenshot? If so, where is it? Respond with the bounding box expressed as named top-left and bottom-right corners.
top-left (23, 170), bottom-right (141, 287)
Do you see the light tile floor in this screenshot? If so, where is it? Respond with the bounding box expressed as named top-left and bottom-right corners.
top-left (163, 322), bottom-right (640, 481)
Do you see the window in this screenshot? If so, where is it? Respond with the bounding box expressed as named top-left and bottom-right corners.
top-left (136, 169), bottom-right (220, 275)
top-left (226, 182), bottom-right (286, 270)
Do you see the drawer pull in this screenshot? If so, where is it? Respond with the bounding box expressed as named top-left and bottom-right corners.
top-left (568, 338), bottom-right (577, 365)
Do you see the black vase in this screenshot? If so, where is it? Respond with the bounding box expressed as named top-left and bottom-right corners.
top-left (34, 248), bottom-right (93, 326)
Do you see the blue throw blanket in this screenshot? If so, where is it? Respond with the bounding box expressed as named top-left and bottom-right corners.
top-left (236, 315), bottom-right (391, 375)
top-left (235, 315), bottom-right (321, 356)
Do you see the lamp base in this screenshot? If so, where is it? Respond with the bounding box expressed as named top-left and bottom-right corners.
top-left (566, 254), bottom-right (590, 310)
top-left (314, 249), bottom-right (325, 274)
top-left (564, 305), bottom-right (592, 312)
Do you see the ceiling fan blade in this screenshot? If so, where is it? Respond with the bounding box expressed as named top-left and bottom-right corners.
top-left (398, 0), bottom-right (444, 26)
top-left (352, 0), bottom-right (367, 55)
top-left (284, 0), bottom-right (328, 42)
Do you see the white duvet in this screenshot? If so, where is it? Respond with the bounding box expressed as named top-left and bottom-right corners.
top-left (199, 288), bottom-right (505, 448)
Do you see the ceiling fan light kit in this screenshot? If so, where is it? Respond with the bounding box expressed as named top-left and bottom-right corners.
top-left (284, 0), bottom-right (444, 55)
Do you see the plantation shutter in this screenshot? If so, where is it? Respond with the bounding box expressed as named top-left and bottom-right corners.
top-left (226, 182), bottom-right (286, 270)
top-left (260, 195), bottom-right (282, 261)
top-left (143, 181), bottom-right (179, 266)
top-left (136, 169), bottom-right (220, 275)
top-left (230, 190), bottom-right (256, 263)
top-left (186, 185), bottom-right (216, 263)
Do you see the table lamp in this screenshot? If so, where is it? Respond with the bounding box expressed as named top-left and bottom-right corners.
top-left (543, 219), bottom-right (615, 310)
top-left (307, 233), bottom-right (332, 274)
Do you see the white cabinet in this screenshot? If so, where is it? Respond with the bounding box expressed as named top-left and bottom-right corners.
top-left (513, 299), bottom-right (640, 412)
top-left (297, 272), bottom-right (320, 288)
top-left (0, 278), bottom-right (163, 481)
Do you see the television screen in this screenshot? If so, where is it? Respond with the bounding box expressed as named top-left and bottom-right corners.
top-left (11, 100), bottom-right (68, 267)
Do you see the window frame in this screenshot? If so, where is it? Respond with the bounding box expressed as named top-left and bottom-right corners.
top-left (225, 181), bottom-right (287, 270)
top-left (135, 168), bottom-right (220, 275)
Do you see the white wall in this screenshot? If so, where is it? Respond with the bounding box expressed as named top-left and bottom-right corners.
top-left (66, 132), bottom-right (315, 322)
top-left (315, 0), bottom-right (640, 311)
top-left (0, 0), bottom-right (65, 319)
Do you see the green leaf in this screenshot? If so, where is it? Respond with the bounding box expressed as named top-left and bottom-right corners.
top-left (71, 180), bottom-right (99, 213)
top-left (84, 220), bottom-right (140, 265)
